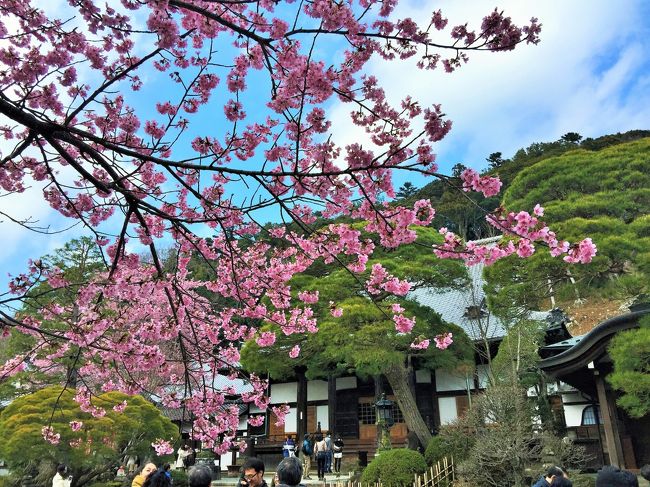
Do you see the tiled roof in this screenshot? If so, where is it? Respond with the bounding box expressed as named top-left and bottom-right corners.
top-left (408, 236), bottom-right (551, 341)
top-left (409, 261), bottom-right (508, 340)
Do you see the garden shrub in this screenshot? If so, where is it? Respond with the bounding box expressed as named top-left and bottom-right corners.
top-left (569, 473), bottom-right (596, 487)
top-left (360, 449), bottom-right (426, 487)
top-left (170, 469), bottom-right (188, 487)
top-left (424, 425), bottom-right (474, 466)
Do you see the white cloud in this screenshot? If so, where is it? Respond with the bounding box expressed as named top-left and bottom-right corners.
top-left (327, 0), bottom-right (650, 173)
top-left (2, 1), bottom-right (649, 289)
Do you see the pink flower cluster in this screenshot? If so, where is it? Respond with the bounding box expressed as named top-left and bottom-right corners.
top-left (434, 333), bottom-right (453, 350)
top-left (0, 0), bottom-right (584, 456)
top-left (460, 168), bottom-right (503, 197)
top-left (41, 426), bottom-right (61, 445)
top-left (151, 439), bottom-right (174, 456)
top-left (289, 344), bottom-right (301, 358)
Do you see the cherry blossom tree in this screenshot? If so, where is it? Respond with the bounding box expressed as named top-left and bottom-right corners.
top-left (0, 0), bottom-right (595, 453)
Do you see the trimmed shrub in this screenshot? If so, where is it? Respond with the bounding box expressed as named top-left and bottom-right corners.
top-left (569, 474), bottom-right (596, 487)
top-left (360, 449), bottom-right (426, 487)
top-left (424, 436), bottom-right (446, 466)
top-left (424, 427), bottom-right (473, 467)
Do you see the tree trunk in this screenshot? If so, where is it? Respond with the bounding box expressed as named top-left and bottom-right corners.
top-left (384, 362), bottom-right (432, 447)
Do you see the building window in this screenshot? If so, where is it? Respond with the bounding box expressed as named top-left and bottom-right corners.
top-left (358, 402), bottom-right (376, 425)
top-left (391, 404), bottom-right (404, 423)
top-left (581, 405), bottom-right (603, 425)
top-left (357, 402), bottom-right (405, 425)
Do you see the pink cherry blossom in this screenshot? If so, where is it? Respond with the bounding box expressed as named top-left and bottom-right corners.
top-left (42, 426), bottom-right (61, 445)
top-left (0, 0), bottom-right (593, 454)
top-left (256, 331), bottom-right (277, 347)
top-left (434, 333), bottom-right (453, 350)
top-left (289, 344), bottom-right (301, 358)
top-left (69, 420), bottom-right (83, 431)
top-left (151, 439), bottom-right (174, 456)
top-left (410, 338), bottom-right (430, 350)
top-left (248, 415), bottom-right (265, 427)
top-left (393, 313), bottom-right (416, 334)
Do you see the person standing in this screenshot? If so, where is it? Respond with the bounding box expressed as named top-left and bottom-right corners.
top-left (188, 465), bottom-right (212, 487)
top-left (52, 465), bottom-right (71, 487)
top-left (323, 433), bottom-right (333, 473)
top-left (275, 457), bottom-right (305, 487)
top-left (175, 445), bottom-right (193, 470)
top-left (298, 434), bottom-right (312, 480)
top-left (282, 436), bottom-right (296, 458)
top-left (332, 436), bottom-right (344, 475)
top-left (313, 435), bottom-right (328, 481)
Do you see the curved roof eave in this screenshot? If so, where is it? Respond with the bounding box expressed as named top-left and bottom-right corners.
top-left (539, 309), bottom-right (650, 376)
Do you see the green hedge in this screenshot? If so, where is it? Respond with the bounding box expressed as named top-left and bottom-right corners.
top-left (170, 469), bottom-right (188, 487)
top-left (423, 432), bottom-right (471, 467)
top-left (361, 449), bottom-right (426, 487)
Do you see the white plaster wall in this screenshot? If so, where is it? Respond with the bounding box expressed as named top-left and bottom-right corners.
top-left (270, 382), bottom-right (297, 403)
top-left (336, 376), bottom-right (357, 390)
top-left (415, 369), bottom-right (432, 383)
top-left (438, 397), bottom-right (458, 425)
top-left (238, 416), bottom-right (248, 430)
top-left (220, 452), bottom-right (233, 470)
top-left (564, 404), bottom-right (586, 427)
top-left (435, 369), bottom-right (469, 392)
top-left (476, 364), bottom-right (490, 389)
top-left (562, 392), bottom-right (586, 403)
top-left (308, 380), bottom-right (328, 401)
top-left (285, 407), bottom-right (298, 433)
top-left (316, 405), bottom-right (329, 431)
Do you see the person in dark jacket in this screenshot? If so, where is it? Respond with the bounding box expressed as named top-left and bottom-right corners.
top-left (275, 457), bottom-right (305, 487)
top-left (532, 466), bottom-right (565, 487)
top-left (550, 477), bottom-right (572, 487)
top-left (188, 465), bottom-right (212, 487)
top-left (595, 465), bottom-right (638, 487)
top-left (236, 458), bottom-right (268, 487)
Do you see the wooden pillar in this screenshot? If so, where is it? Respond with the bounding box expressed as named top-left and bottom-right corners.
top-left (328, 374), bottom-right (337, 434)
top-left (594, 370), bottom-right (625, 467)
top-left (296, 367), bottom-right (308, 442)
top-left (431, 369), bottom-right (440, 433)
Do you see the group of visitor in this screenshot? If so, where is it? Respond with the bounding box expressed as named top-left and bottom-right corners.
top-left (235, 456), bottom-right (306, 487)
top-left (284, 432), bottom-right (344, 481)
top-left (532, 464), bottom-right (650, 487)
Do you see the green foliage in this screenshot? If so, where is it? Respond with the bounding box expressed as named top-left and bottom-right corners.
top-left (87, 482), bottom-right (123, 487)
top-left (569, 473), bottom-right (596, 487)
top-left (395, 182), bottom-right (418, 199)
top-left (360, 449), bottom-right (426, 487)
top-left (490, 320), bottom-right (546, 388)
top-left (485, 138), bottom-right (650, 310)
top-left (0, 386), bottom-right (178, 487)
top-left (0, 238), bottom-right (106, 401)
top-left (170, 469), bottom-right (188, 487)
top-left (423, 435), bottom-right (466, 467)
top-left (608, 316), bottom-right (650, 418)
top-left (240, 225), bottom-right (473, 381)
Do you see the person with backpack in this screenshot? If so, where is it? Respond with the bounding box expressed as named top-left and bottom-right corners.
top-left (298, 434), bottom-right (312, 480)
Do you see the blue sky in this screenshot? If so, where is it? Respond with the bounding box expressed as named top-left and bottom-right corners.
top-left (1, 0), bottom-right (649, 292)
